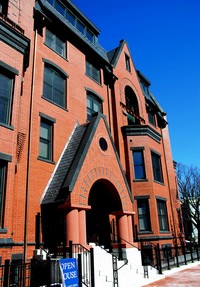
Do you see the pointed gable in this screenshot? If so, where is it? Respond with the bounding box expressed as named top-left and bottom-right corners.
top-left (108, 39), bottom-right (133, 68)
top-left (42, 113), bottom-right (133, 211)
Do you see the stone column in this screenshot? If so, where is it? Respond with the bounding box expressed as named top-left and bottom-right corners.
top-left (127, 215), bottom-right (134, 245)
top-left (79, 210), bottom-right (87, 245)
top-left (66, 209), bottom-right (79, 245)
top-left (117, 214), bottom-right (129, 246)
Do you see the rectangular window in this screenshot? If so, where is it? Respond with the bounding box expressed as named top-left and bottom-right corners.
top-left (86, 60), bottom-right (101, 84)
top-left (137, 199), bottom-right (151, 232)
top-left (133, 150), bottom-right (146, 180)
top-left (43, 65), bottom-right (66, 108)
top-left (125, 54), bottom-right (131, 72)
top-left (0, 71), bottom-right (14, 126)
top-left (55, 0), bottom-right (65, 16)
top-left (86, 29), bottom-right (94, 43)
top-left (151, 152), bottom-right (163, 183)
top-left (0, 160), bottom-right (7, 228)
top-left (77, 20), bottom-right (85, 34)
top-left (45, 29), bottom-right (66, 58)
top-left (157, 199), bottom-right (169, 231)
top-left (67, 10), bottom-right (76, 25)
top-left (39, 118), bottom-right (53, 161)
top-left (87, 92), bottom-right (102, 121)
top-left (140, 81), bottom-right (149, 95)
top-left (148, 111), bottom-right (156, 126)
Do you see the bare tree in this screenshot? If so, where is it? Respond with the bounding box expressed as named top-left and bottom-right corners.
top-left (176, 163), bottom-right (200, 244)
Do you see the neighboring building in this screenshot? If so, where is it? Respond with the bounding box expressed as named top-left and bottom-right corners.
top-left (0, 0), bottom-right (183, 264)
top-left (181, 199), bottom-right (199, 243)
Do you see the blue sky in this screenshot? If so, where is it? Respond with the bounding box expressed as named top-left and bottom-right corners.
top-left (73, 0), bottom-right (200, 168)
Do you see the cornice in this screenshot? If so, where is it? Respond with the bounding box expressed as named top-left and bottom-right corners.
top-left (121, 125), bottom-right (162, 143)
top-left (0, 18), bottom-right (30, 69)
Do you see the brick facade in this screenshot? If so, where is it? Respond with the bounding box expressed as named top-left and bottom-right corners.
top-left (0, 0), bottom-right (183, 263)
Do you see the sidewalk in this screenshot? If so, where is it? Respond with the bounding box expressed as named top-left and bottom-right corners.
top-left (140, 261), bottom-right (200, 287)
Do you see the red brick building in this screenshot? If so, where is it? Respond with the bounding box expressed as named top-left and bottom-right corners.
top-left (0, 0), bottom-right (183, 264)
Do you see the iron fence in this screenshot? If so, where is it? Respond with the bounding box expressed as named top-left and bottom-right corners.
top-left (0, 260), bottom-right (31, 287)
top-left (141, 242), bottom-right (200, 274)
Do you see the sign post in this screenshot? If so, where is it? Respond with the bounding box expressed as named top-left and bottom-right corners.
top-left (59, 258), bottom-right (79, 287)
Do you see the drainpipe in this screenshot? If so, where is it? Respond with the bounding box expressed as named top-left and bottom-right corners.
top-left (23, 24), bottom-right (37, 263)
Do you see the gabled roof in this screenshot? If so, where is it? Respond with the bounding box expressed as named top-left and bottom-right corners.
top-left (42, 113), bottom-right (133, 205)
top-left (41, 123), bottom-right (88, 204)
top-left (107, 39), bottom-right (132, 68)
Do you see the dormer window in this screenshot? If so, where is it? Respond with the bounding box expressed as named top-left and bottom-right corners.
top-left (46, 0), bottom-right (95, 44)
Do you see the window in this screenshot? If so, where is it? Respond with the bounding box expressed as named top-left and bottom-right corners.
top-left (0, 1), bottom-right (8, 15)
top-left (148, 111), bottom-right (156, 126)
top-left (46, 0), bottom-right (95, 44)
top-left (140, 81), bottom-right (149, 95)
top-left (43, 64), bottom-right (66, 108)
top-left (67, 10), bottom-right (76, 25)
top-left (125, 86), bottom-right (140, 125)
top-left (39, 117), bottom-right (54, 161)
top-left (45, 29), bottom-right (66, 58)
top-left (86, 29), bottom-right (94, 42)
top-left (87, 92), bottom-right (102, 121)
top-left (151, 152), bottom-right (163, 183)
top-left (157, 199), bottom-right (169, 231)
top-left (125, 54), bottom-right (131, 72)
top-left (0, 64), bottom-right (18, 126)
top-left (133, 150), bottom-right (146, 180)
top-left (137, 199), bottom-right (151, 232)
top-left (86, 60), bottom-right (101, 84)
top-left (55, 0), bottom-right (65, 16)
top-left (0, 160), bottom-right (7, 228)
top-left (77, 20), bottom-right (85, 34)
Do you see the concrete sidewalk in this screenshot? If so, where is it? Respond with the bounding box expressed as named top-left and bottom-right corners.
top-left (140, 261), bottom-right (200, 287)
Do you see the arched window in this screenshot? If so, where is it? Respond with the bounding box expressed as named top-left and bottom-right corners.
top-left (125, 86), bottom-right (140, 124)
top-left (43, 59), bottom-right (68, 109)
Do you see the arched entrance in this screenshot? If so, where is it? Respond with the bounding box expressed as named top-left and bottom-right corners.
top-left (86, 179), bottom-right (122, 250)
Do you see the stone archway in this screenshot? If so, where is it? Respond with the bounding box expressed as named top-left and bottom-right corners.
top-left (86, 179), bottom-right (122, 250)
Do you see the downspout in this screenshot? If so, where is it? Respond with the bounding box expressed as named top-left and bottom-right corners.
top-left (23, 24), bottom-right (37, 263)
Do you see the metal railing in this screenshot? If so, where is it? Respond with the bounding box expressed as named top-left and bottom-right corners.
top-left (140, 241), bottom-right (200, 274)
top-left (56, 241), bottom-right (94, 287)
top-left (0, 260), bottom-right (31, 287)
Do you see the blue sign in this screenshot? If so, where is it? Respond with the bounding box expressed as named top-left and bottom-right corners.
top-left (59, 258), bottom-right (79, 287)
